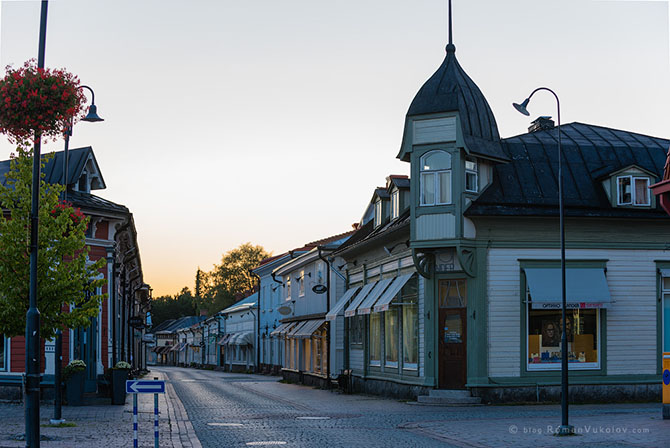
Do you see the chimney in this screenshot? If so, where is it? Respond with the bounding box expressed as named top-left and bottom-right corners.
top-left (528, 116), bottom-right (555, 133)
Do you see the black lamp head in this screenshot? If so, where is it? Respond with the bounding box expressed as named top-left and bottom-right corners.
top-left (512, 98), bottom-right (531, 116)
top-left (82, 104), bottom-right (104, 122)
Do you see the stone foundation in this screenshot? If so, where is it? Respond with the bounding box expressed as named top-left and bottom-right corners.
top-left (472, 383), bottom-right (661, 404)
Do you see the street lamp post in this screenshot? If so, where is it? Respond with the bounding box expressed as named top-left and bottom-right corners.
top-left (51, 86), bottom-right (103, 425)
top-left (513, 88), bottom-right (574, 436)
top-left (25, 2), bottom-right (49, 446)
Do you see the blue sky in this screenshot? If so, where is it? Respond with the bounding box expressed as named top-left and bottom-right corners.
top-left (1, 0), bottom-right (668, 295)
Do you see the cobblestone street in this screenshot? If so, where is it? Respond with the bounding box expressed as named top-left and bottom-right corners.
top-left (1, 367), bottom-right (668, 447)
top-left (161, 367), bottom-right (669, 448)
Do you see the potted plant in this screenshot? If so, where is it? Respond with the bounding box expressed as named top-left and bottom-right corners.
top-left (110, 361), bottom-right (131, 405)
top-left (63, 360), bottom-right (86, 406)
top-left (0, 60), bottom-right (85, 144)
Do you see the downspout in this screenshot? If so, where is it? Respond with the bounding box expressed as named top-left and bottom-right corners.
top-left (120, 267), bottom-right (126, 362)
top-left (249, 270), bottom-right (261, 372)
top-left (317, 247), bottom-right (333, 381)
top-left (106, 247), bottom-right (117, 366)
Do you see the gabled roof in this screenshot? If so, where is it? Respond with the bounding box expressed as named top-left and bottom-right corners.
top-left (467, 122), bottom-right (670, 218)
top-left (154, 315), bottom-right (206, 334)
top-left (388, 175), bottom-right (410, 190)
top-left (221, 292), bottom-right (257, 314)
top-left (334, 209), bottom-right (410, 258)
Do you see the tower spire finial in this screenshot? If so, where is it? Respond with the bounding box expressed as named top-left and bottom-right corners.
top-left (448, 0), bottom-right (453, 45)
top-left (447, 0), bottom-right (455, 53)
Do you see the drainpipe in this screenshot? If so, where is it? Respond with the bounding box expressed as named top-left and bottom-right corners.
top-left (249, 270), bottom-right (261, 372)
top-left (106, 247), bottom-right (117, 366)
top-left (120, 267), bottom-right (126, 362)
top-left (317, 247), bottom-right (332, 381)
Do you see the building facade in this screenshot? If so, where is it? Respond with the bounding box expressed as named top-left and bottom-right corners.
top-left (0, 147), bottom-right (149, 398)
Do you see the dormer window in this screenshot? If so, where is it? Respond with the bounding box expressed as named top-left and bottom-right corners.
top-left (374, 199), bottom-right (382, 227)
top-left (465, 158), bottom-right (478, 193)
top-left (420, 150), bottom-right (452, 206)
top-left (78, 170), bottom-right (89, 193)
top-left (391, 190), bottom-right (399, 219)
top-left (617, 176), bottom-right (650, 206)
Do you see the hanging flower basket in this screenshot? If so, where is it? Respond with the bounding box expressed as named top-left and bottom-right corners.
top-left (50, 200), bottom-right (86, 228)
top-left (0, 60), bottom-right (85, 144)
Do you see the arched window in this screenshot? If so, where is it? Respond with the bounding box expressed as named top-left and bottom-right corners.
top-left (420, 150), bottom-right (452, 205)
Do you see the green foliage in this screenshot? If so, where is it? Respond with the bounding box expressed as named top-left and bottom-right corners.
top-left (62, 359), bottom-right (86, 381)
top-left (113, 361), bottom-right (131, 369)
top-left (150, 287), bottom-right (197, 327)
top-left (0, 147), bottom-right (106, 340)
top-left (203, 243), bottom-right (269, 313)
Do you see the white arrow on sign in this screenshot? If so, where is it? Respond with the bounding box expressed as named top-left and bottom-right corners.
top-left (126, 380), bottom-right (166, 394)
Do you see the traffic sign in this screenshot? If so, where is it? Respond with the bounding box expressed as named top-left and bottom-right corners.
top-left (126, 379), bottom-right (165, 394)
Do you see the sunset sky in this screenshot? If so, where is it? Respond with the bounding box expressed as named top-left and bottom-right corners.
top-left (1, 0), bottom-right (668, 296)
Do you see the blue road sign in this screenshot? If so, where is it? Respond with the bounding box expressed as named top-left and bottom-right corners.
top-left (663, 369), bottom-right (670, 386)
top-left (126, 379), bottom-right (166, 394)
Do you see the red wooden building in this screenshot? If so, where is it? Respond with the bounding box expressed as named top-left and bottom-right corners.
top-left (0, 147), bottom-right (150, 398)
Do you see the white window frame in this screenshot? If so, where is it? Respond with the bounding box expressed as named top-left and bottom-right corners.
top-left (420, 150), bottom-right (452, 206)
top-left (465, 157), bottom-right (478, 193)
top-left (285, 276), bottom-right (291, 301)
top-left (374, 199), bottom-right (382, 227)
top-left (316, 261), bottom-right (325, 285)
top-left (391, 189), bottom-right (399, 219)
top-left (617, 175), bottom-right (651, 206)
top-left (526, 288), bottom-right (601, 371)
top-left (299, 270), bottom-right (305, 297)
top-left (633, 177), bottom-right (650, 206)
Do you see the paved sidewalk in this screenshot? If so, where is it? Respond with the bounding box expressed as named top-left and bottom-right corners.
top-left (401, 405), bottom-right (668, 448)
top-left (0, 370), bottom-right (200, 448)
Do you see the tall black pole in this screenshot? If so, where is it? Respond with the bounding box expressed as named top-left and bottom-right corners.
top-left (513, 87), bottom-right (572, 435)
top-left (26, 2), bottom-right (49, 446)
top-left (51, 122), bottom-right (70, 425)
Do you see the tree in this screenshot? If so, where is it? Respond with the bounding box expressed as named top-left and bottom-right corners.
top-left (150, 287), bottom-right (197, 327)
top-left (0, 147), bottom-right (106, 340)
top-left (203, 243), bottom-right (269, 312)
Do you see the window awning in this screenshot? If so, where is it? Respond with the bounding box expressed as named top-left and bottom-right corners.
top-left (294, 319), bottom-right (326, 339)
top-left (357, 278), bottom-right (394, 315)
top-left (177, 342), bottom-right (188, 352)
top-left (524, 267), bottom-right (612, 309)
top-left (374, 273), bottom-right (415, 313)
top-left (270, 322), bottom-right (291, 337)
top-left (326, 286), bottom-right (361, 321)
top-left (287, 321), bottom-right (309, 337)
top-left (218, 334), bottom-right (232, 345)
top-left (344, 282), bottom-right (377, 317)
top-left (232, 331), bottom-right (254, 346)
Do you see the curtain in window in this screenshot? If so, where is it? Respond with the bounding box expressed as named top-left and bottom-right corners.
top-left (385, 311), bottom-right (398, 366)
top-left (370, 313), bottom-right (381, 364)
top-left (402, 305), bottom-right (418, 368)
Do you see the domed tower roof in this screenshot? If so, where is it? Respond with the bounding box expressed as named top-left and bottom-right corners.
top-left (407, 43), bottom-right (500, 144)
top-left (399, 1), bottom-right (507, 162)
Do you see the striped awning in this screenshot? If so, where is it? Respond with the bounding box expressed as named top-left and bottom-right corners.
top-left (344, 282), bottom-right (377, 317)
top-left (293, 319), bottom-right (326, 339)
top-left (326, 286), bottom-right (360, 321)
top-left (374, 273), bottom-right (415, 313)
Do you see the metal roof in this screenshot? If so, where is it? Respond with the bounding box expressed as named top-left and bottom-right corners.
top-left (402, 44), bottom-right (506, 162)
top-left (467, 122), bottom-right (670, 218)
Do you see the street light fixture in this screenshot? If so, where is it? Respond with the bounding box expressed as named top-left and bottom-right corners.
top-left (51, 85), bottom-right (103, 425)
top-left (513, 87), bottom-right (573, 436)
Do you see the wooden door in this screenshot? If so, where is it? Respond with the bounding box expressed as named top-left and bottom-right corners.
top-left (438, 279), bottom-right (467, 389)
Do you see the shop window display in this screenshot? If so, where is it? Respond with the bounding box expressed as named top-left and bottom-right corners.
top-left (527, 304), bottom-right (600, 370)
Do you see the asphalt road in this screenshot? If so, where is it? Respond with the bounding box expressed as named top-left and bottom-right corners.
top-left (156, 366), bottom-right (667, 448)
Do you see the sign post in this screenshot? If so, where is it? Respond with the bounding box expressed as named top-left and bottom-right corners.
top-left (127, 378), bottom-right (165, 448)
top-left (663, 352), bottom-right (670, 420)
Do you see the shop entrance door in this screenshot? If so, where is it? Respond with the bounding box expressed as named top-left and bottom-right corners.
top-left (438, 279), bottom-right (467, 389)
